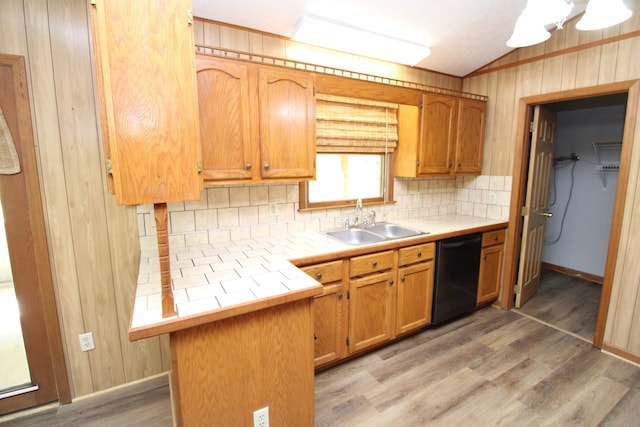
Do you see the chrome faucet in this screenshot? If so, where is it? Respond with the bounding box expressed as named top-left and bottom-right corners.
top-left (354, 198), bottom-right (363, 227)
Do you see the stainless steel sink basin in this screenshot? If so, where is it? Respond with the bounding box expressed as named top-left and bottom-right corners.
top-left (326, 222), bottom-right (426, 245)
top-left (327, 228), bottom-right (386, 245)
top-left (366, 223), bottom-right (425, 239)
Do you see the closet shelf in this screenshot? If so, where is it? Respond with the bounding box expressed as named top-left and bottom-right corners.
top-left (592, 140), bottom-right (622, 190)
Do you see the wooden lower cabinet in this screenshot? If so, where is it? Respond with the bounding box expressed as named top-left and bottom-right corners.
top-left (303, 243), bottom-right (438, 366)
top-left (396, 242), bottom-right (435, 335)
top-left (301, 261), bottom-right (346, 368)
top-left (477, 229), bottom-right (506, 305)
top-left (348, 271), bottom-right (395, 353)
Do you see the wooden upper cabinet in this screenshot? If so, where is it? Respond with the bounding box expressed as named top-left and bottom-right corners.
top-left (196, 56), bottom-right (254, 182)
top-left (418, 93), bottom-right (458, 175)
top-left (258, 67), bottom-right (316, 180)
top-left (89, 0), bottom-right (202, 205)
top-left (196, 55), bottom-right (316, 185)
top-left (453, 98), bottom-right (486, 175)
top-left (395, 94), bottom-right (486, 178)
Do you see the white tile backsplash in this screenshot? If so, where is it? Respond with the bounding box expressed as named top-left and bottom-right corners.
top-left (138, 175), bottom-right (511, 243)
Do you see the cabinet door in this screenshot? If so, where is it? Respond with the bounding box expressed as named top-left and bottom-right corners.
top-left (302, 260), bottom-right (345, 367)
top-left (196, 56), bottom-right (255, 182)
top-left (453, 98), bottom-right (486, 175)
top-left (90, 0), bottom-right (201, 205)
top-left (313, 283), bottom-right (344, 367)
top-left (258, 67), bottom-right (316, 179)
top-left (397, 261), bottom-right (434, 334)
top-left (417, 93), bottom-right (457, 175)
top-left (348, 272), bottom-right (394, 353)
top-left (477, 244), bottom-right (504, 305)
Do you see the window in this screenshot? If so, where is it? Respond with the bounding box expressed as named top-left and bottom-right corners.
top-left (299, 94), bottom-right (398, 210)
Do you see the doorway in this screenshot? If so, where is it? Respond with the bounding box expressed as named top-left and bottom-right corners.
top-left (515, 94), bottom-right (626, 342)
top-left (0, 54), bottom-right (70, 415)
top-left (502, 80), bottom-right (640, 349)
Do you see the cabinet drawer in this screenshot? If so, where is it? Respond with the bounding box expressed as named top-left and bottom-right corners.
top-left (398, 243), bottom-right (435, 266)
top-left (350, 250), bottom-right (394, 277)
top-left (482, 229), bottom-right (506, 247)
top-left (301, 260), bottom-right (343, 284)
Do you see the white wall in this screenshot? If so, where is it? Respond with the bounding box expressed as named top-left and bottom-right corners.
top-left (542, 104), bottom-right (626, 277)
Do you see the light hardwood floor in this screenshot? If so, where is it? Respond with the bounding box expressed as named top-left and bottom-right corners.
top-left (514, 268), bottom-right (601, 342)
top-left (2, 307), bottom-right (639, 426)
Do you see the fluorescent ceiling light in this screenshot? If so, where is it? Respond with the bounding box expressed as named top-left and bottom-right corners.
top-left (292, 16), bottom-right (430, 66)
top-left (576, 0), bottom-right (633, 30)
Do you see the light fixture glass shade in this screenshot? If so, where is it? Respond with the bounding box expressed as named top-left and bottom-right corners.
top-left (292, 16), bottom-right (431, 66)
top-left (576, 0), bottom-right (633, 30)
top-left (507, 14), bottom-right (551, 48)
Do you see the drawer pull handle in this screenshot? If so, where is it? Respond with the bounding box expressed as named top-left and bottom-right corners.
top-left (316, 273), bottom-right (322, 279)
top-left (417, 251), bottom-right (422, 257)
top-left (372, 261), bottom-right (378, 267)
top-left (264, 163), bottom-right (270, 169)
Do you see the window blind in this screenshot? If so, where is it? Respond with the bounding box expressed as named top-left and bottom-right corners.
top-left (316, 93), bottom-right (398, 153)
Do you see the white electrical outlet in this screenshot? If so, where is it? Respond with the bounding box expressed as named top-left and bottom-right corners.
top-left (269, 202), bottom-right (277, 216)
top-left (79, 332), bottom-right (95, 352)
top-left (253, 406), bottom-right (269, 427)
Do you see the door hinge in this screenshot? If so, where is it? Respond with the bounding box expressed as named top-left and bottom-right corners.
top-left (514, 283), bottom-right (521, 293)
top-left (529, 121), bottom-right (534, 133)
top-left (346, 289), bottom-right (350, 299)
top-left (521, 206), bottom-right (529, 216)
top-left (187, 8), bottom-right (193, 25)
top-left (105, 158), bottom-right (113, 174)
top-left (90, 0), bottom-right (96, 5)
top-left (346, 336), bottom-right (350, 346)
top-left (197, 159), bottom-right (202, 173)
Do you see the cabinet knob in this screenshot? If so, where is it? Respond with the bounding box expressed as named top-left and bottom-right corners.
top-left (494, 236), bottom-right (498, 241)
top-left (483, 255), bottom-right (487, 260)
top-left (457, 162), bottom-right (461, 167)
top-left (245, 163), bottom-right (252, 170)
top-left (449, 163), bottom-right (453, 168)
top-left (337, 293), bottom-right (343, 299)
top-left (401, 276), bottom-right (405, 282)
top-left (264, 163), bottom-right (270, 169)
top-left (417, 251), bottom-right (422, 257)
top-left (372, 261), bottom-right (378, 267)
top-left (314, 334), bottom-right (317, 340)
top-left (316, 272), bottom-right (322, 279)
top-left (389, 280), bottom-right (394, 286)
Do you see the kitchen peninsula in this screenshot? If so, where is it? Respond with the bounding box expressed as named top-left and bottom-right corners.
top-left (129, 214), bottom-right (507, 425)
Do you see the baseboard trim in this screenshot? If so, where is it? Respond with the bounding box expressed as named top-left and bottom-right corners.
top-left (602, 343), bottom-right (640, 367)
top-left (542, 262), bottom-right (603, 284)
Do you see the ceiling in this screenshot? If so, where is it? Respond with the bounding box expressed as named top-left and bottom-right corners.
top-left (192, 0), bottom-right (588, 77)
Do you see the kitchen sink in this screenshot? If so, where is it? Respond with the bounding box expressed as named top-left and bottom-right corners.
top-left (366, 223), bottom-right (425, 239)
top-left (326, 228), bottom-right (386, 245)
top-left (326, 222), bottom-right (426, 245)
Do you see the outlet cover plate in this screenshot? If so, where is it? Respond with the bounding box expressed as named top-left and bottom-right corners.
top-left (79, 332), bottom-right (95, 352)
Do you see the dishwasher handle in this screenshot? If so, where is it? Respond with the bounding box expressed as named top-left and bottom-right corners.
top-left (439, 234), bottom-right (482, 249)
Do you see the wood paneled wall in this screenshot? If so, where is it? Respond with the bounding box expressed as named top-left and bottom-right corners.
top-left (462, 4), bottom-right (640, 359)
top-left (192, 18), bottom-right (463, 92)
top-left (0, 0), bottom-right (170, 398)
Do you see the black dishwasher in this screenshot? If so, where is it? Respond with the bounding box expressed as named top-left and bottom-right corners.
top-left (431, 233), bottom-right (482, 325)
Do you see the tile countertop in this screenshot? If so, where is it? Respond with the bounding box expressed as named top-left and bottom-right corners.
top-left (129, 215), bottom-right (508, 340)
